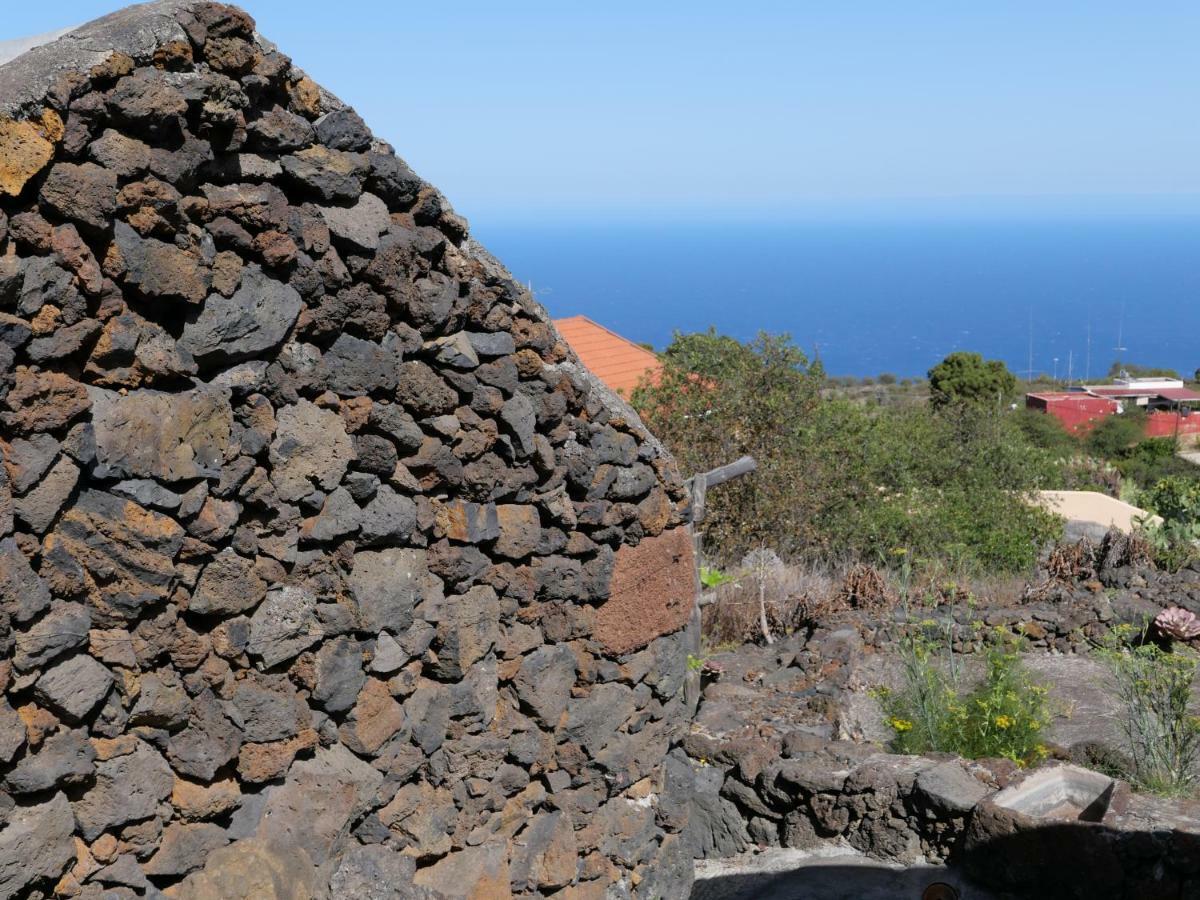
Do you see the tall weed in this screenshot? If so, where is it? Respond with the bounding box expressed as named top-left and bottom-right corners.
top-left (1098, 627), bottom-right (1200, 797)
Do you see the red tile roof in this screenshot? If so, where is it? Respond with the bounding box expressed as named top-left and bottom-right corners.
top-left (554, 316), bottom-right (662, 397)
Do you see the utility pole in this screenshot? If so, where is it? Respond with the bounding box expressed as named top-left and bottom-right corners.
top-left (1026, 309), bottom-right (1034, 383)
top-left (1085, 314), bottom-right (1092, 383)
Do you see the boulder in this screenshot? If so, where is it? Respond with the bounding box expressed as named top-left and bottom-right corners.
top-left (112, 220), bottom-right (211, 303)
top-left (247, 586), bottom-right (323, 666)
top-left (40, 162), bottom-right (117, 231)
top-left (0, 538), bottom-right (51, 624)
top-left (166, 690), bottom-right (243, 781)
top-left (254, 744), bottom-right (383, 866)
top-left (268, 399), bottom-right (355, 501)
top-left (320, 192), bottom-right (390, 251)
top-left (348, 547), bottom-right (440, 634)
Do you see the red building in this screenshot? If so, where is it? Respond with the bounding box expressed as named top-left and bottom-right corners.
top-left (1026, 378), bottom-right (1200, 439)
top-left (1026, 392), bottom-right (1119, 433)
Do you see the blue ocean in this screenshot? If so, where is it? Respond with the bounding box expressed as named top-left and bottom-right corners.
top-left (472, 215), bottom-right (1200, 379)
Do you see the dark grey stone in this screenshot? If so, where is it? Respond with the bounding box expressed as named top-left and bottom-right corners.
top-left (348, 547), bottom-right (440, 634)
top-left (34, 654), bottom-right (113, 721)
top-left (228, 675), bottom-right (308, 743)
top-left (72, 741), bottom-right (173, 840)
top-left (303, 486), bottom-right (361, 542)
top-left (12, 456), bottom-right (78, 533)
top-left (320, 332), bottom-right (399, 396)
top-left (359, 487), bottom-right (416, 545)
top-left (565, 682), bottom-right (636, 753)
top-left (5, 434), bottom-right (58, 493)
top-left (0, 792), bottom-right (75, 898)
top-left (500, 393), bottom-right (537, 455)
top-left (513, 644), bottom-right (576, 728)
top-left (466, 331), bottom-right (515, 358)
top-left (179, 264), bottom-right (302, 366)
top-left (110, 479), bottom-right (183, 510)
top-left (191, 550), bottom-right (267, 616)
top-left (314, 107), bottom-right (373, 152)
top-left (280, 145), bottom-right (366, 202)
top-left (0, 538), bottom-right (51, 625)
top-left (129, 671), bottom-right (191, 729)
top-left (4, 728), bottom-right (94, 794)
top-left (166, 690), bottom-right (242, 782)
top-left (13, 601), bottom-right (90, 671)
top-left (312, 636), bottom-right (365, 713)
top-left (320, 192), bottom-right (390, 252)
top-left (18, 255), bottom-right (75, 317)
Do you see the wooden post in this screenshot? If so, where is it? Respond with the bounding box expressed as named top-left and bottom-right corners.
top-left (687, 455), bottom-right (757, 608)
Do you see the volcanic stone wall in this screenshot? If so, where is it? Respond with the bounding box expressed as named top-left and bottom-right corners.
top-left (0, 3), bottom-right (699, 897)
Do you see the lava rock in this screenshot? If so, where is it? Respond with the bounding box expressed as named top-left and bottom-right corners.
top-left (179, 264), bottom-right (302, 365)
top-left (72, 740), bottom-right (174, 840)
top-left (34, 654), bottom-right (114, 721)
top-left (40, 162), bottom-right (117, 232)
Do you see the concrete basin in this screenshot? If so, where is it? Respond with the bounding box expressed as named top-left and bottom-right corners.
top-left (991, 764), bottom-right (1116, 823)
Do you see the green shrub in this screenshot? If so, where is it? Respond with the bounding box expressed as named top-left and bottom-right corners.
top-left (1107, 361), bottom-right (1180, 380)
top-left (1014, 408), bottom-right (1079, 455)
top-left (1116, 438), bottom-right (1198, 489)
top-left (699, 565), bottom-right (735, 590)
top-left (1098, 629), bottom-right (1200, 797)
top-left (632, 330), bottom-right (1064, 573)
top-left (882, 628), bottom-right (1050, 765)
top-left (1142, 476), bottom-right (1200, 525)
top-left (1086, 409), bottom-right (1148, 458)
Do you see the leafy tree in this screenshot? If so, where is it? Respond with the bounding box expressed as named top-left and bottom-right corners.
top-left (927, 352), bottom-right (1017, 409)
top-left (632, 330), bottom-right (852, 561)
top-left (878, 373), bottom-right (897, 385)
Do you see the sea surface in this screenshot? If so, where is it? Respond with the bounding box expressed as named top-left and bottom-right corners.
top-left (471, 215), bottom-right (1200, 379)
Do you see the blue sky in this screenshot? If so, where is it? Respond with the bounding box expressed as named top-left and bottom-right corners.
top-left (12, 2), bottom-right (1200, 223)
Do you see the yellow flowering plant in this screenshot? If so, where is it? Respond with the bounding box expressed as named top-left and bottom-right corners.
top-left (882, 626), bottom-right (1050, 765)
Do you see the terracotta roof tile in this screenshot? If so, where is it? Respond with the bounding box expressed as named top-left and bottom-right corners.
top-left (554, 316), bottom-right (662, 397)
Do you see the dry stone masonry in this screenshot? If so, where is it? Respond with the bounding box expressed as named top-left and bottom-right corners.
top-left (0, 3), bottom-right (700, 897)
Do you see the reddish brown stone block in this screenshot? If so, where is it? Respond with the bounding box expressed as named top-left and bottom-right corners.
top-left (594, 526), bottom-right (695, 656)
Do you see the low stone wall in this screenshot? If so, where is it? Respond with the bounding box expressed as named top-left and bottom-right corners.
top-left (686, 733), bottom-right (1200, 899)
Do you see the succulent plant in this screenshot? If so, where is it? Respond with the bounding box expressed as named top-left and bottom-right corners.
top-left (1154, 606), bottom-right (1200, 642)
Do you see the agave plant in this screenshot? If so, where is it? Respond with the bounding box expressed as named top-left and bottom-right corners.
top-left (1154, 606), bottom-right (1200, 642)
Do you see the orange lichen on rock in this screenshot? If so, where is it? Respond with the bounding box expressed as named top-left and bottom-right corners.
top-left (0, 109), bottom-right (62, 197)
